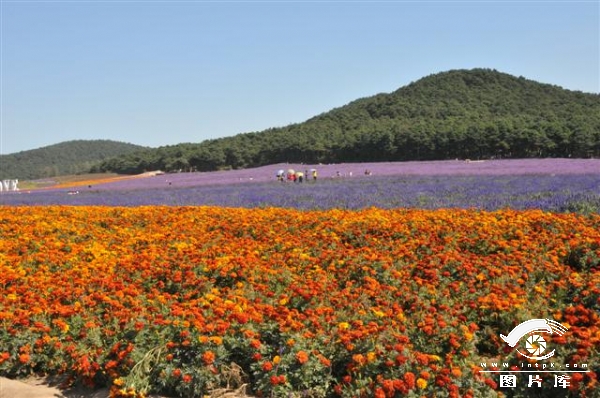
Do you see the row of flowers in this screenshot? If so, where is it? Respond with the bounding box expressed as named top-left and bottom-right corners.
top-left (1, 206), bottom-right (599, 397)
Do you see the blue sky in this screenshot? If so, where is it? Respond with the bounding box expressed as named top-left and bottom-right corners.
top-left (1, 1), bottom-right (598, 154)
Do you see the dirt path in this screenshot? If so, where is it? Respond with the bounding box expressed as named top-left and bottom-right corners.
top-left (0, 376), bottom-right (109, 398)
top-left (0, 376), bottom-right (251, 398)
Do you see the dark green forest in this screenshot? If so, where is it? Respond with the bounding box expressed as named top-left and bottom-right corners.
top-left (94, 69), bottom-right (600, 174)
top-left (5, 69), bottom-right (599, 178)
top-left (0, 140), bottom-right (146, 180)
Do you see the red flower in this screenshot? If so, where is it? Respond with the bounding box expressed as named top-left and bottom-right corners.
top-left (105, 360), bottom-right (118, 369)
top-left (381, 379), bottom-right (395, 394)
top-left (393, 379), bottom-right (408, 394)
top-left (270, 374), bottom-right (286, 385)
top-left (403, 372), bottom-right (416, 389)
top-left (483, 378), bottom-right (497, 389)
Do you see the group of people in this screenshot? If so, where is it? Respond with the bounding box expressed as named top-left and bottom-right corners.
top-left (276, 169), bottom-right (317, 183)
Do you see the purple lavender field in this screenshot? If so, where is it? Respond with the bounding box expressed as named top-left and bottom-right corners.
top-left (2, 159), bottom-right (599, 212)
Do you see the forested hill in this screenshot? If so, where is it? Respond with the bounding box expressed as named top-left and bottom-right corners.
top-left (0, 140), bottom-right (146, 180)
top-left (96, 68), bottom-right (600, 174)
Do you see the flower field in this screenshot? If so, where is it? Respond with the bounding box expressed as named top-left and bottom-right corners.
top-left (3, 173), bottom-right (600, 213)
top-left (3, 159), bottom-right (599, 212)
top-left (1, 206), bottom-right (599, 397)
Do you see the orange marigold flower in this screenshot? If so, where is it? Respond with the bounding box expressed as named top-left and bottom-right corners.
top-left (202, 350), bottom-right (216, 365)
top-left (352, 353), bottom-right (366, 366)
top-left (18, 353), bottom-right (30, 364)
top-left (182, 374), bottom-right (192, 383)
top-left (415, 352), bottom-right (429, 365)
top-left (250, 339), bottom-right (261, 349)
top-left (242, 329), bottom-right (256, 339)
top-left (262, 361), bottom-right (273, 371)
top-left (296, 350), bottom-right (309, 365)
top-left (318, 355), bottom-right (331, 367)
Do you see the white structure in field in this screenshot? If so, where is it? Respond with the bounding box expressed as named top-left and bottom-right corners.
top-left (0, 179), bottom-right (19, 192)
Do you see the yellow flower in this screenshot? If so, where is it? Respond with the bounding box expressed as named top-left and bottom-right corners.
top-left (113, 378), bottom-right (125, 387)
top-left (416, 378), bottom-right (428, 389)
top-left (366, 352), bottom-right (377, 363)
top-left (371, 308), bottom-right (385, 318)
top-left (209, 336), bottom-right (223, 345)
top-left (338, 322), bottom-right (350, 330)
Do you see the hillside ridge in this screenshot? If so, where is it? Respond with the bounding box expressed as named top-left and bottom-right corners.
top-left (6, 69), bottom-right (599, 177)
top-left (95, 68), bottom-right (599, 174)
top-left (0, 140), bottom-right (146, 180)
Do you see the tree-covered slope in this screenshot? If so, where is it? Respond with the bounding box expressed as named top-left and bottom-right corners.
top-left (95, 69), bottom-right (600, 174)
top-left (0, 140), bottom-right (146, 180)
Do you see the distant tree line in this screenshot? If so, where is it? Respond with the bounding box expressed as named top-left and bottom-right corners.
top-left (0, 140), bottom-right (145, 180)
top-left (93, 69), bottom-right (600, 175)
top-left (6, 69), bottom-right (595, 178)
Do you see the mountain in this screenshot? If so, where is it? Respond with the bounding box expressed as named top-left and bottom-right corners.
top-left (0, 140), bottom-right (147, 180)
top-left (98, 69), bottom-right (598, 174)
